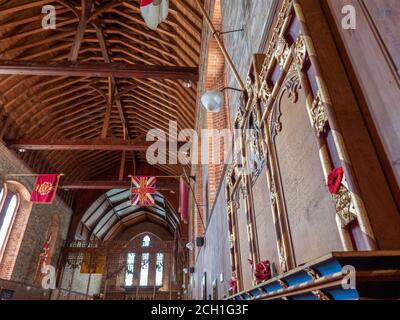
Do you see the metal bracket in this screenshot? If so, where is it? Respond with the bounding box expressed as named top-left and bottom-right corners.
top-left (214, 27), bottom-right (245, 37)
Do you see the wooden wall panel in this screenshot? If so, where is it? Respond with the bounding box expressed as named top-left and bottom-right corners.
top-left (252, 167), bottom-right (280, 273)
top-left (236, 194), bottom-right (253, 289)
top-left (325, 0), bottom-right (400, 207)
top-left (274, 75), bottom-right (342, 266)
top-left (364, 0), bottom-right (400, 71)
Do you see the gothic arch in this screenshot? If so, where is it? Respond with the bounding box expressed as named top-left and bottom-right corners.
top-left (0, 180), bottom-right (32, 280)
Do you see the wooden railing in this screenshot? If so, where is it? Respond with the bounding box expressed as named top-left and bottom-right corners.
top-left (227, 251), bottom-right (400, 300)
top-left (0, 278), bottom-right (93, 300)
top-left (0, 278), bottom-right (50, 300)
top-left (50, 288), bottom-right (93, 300)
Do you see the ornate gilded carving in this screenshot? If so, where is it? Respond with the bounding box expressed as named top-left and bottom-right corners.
top-left (240, 184), bottom-right (248, 199)
top-left (229, 234), bottom-right (234, 249)
top-left (259, 82), bottom-right (272, 104)
top-left (226, 165), bottom-right (234, 188)
top-left (294, 34), bottom-right (307, 71)
top-left (277, 278), bottom-right (288, 289)
top-left (304, 267), bottom-right (331, 300)
top-left (246, 110), bottom-right (265, 181)
top-left (275, 37), bottom-right (290, 68)
top-left (245, 76), bottom-right (254, 96)
top-left (261, 0), bottom-right (292, 78)
top-left (234, 107), bottom-right (245, 129)
top-left (269, 105), bottom-right (282, 138)
top-left (278, 245), bottom-right (287, 273)
top-left (313, 290), bottom-right (331, 300)
top-left (270, 181), bottom-right (277, 207)
top-left (231, 270), bottom-right (237, 280)
top-left (310, 92), bottom-right (328, 135)
top-left (283, 72), bottom-right (301, 103)
top-left (304, 267), bottom-right (318, 280)
top-left (227, 201), bottom-right (233, 215)
top-left (333, 185), bottom-right (357, 227)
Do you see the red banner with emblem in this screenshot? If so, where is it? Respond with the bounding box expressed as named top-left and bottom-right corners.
top-left (30, 174), bottom-right (60, 204)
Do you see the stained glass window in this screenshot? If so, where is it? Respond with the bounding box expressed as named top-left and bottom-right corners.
top-left (142, 235), bottom-right (150, 247)
top-left (155, 253), bottom-right (164, 286)
top-left (139, 253), bottom-right (150, 286)
top-left (124, 253), bottom-right (136, 286)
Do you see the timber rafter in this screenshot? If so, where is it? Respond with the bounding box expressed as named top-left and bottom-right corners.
top-left (0, 0), bottom-right (203, 200)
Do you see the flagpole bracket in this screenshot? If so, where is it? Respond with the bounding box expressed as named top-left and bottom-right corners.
top-left (214, 27), bottom-right (245, 37)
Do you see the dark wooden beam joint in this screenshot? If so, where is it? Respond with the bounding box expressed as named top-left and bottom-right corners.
top-left (7, 138), bottom-right (187, 151)
top-left (60, 180), bottom-right (179, 190)
top-left (0, 60), bottom-right (199, 81)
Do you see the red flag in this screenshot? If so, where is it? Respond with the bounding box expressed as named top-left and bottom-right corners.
top-left (179, 177), bottom-right (189, 224)
top-left (31, 174), bottom-right (60, 204)
top-left (140, 0), bottom-right (169, 30)
top-left (131, 176), bottom-right (156, 206)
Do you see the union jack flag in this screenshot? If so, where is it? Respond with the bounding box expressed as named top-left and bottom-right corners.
top-left (130, 176), bottom-right (156, 206)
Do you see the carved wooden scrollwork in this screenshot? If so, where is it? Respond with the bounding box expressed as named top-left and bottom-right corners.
top-left (310, 92), bottom-right (328, 136)
top-left (283, 72), bottom-right (301, 103)
top-left (278, 244), bottom-right (288, 273)
top-left (261, 0), bottom-right (292, 76)
top-left (294, 34), bottom-right (307, 71)
top-left (333, 185), bottom-right (357, 227)
top-left (234, 107), bottom-right (245, 129)
top-left (245, 76), bottom-right (254, 96)
top-left (275, 37), bottom-right (291, 68)
top-left (270, 181), bottom-right (277, 207)
top-left (229, 234), bottom-right (235, 249)
top-left (226, 165), bottom-right (234, 188)
top-left (260, 83), bottom-right (273, 104)
top-left (269, 102), bottom-right (282, 138)
top-left (246, 109), bottom-right (265, 182)
top-left (304, 267), bottom-right (331, 300)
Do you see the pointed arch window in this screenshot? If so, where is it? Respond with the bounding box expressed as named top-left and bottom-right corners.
top-left (125, 253), bottom-right (136, 286)
top-left (155, 253), bottom-right (164, 286)
top-left (0, 181), bottom-right (32, 280)
top-left (139, 253), bottom-right (150, 286)
top-left (0, 194), bottom-right (18, 251)
top-left (142, 235), bottom-right (151, 247)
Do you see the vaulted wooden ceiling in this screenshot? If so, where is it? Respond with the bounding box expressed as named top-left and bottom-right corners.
top-left (0, 0), bottom-right (203, 204)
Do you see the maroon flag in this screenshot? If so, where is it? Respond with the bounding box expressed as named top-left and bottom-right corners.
top-left (31, 174), bottom-right (60, 204)
top-left (179, 177), bottom-right (189, 224)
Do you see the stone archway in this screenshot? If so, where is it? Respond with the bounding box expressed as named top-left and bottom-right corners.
top-left (0, 180), bottom-right (33, 280)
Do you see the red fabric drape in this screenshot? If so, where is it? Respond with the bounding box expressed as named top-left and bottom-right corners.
top-left (179, 177), bottom-right (189, 224)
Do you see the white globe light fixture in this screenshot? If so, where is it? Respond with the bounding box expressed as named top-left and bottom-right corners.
top-left (201, 90), bottom-right (224, 113)
top-left (186, 242), bottom-right (194, 251)
top-left (201, 87), bottom-right (243, 113)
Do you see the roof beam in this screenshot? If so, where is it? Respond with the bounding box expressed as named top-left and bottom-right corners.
top-left (59, 180), bottom-right (179, 190)
top-left (0, 60), bottom-right (199, 80)
top-left (69, 0), bottom-right (94, 62)
top-left (8, 138), bottom-right (151, 151)
top-left (7, 138), bottom-right (186, 151)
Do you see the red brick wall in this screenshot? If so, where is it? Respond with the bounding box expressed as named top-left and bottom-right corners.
top-left (190, 0), bottom-right (230, 268)
top-left (204, 0), bottom-right (229, 210)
